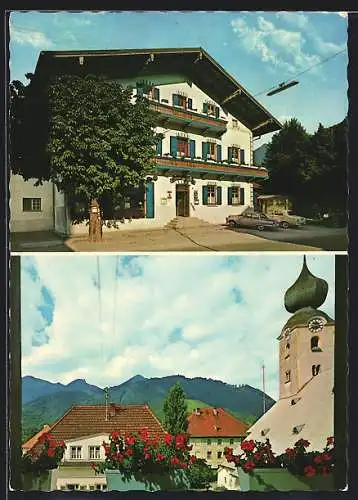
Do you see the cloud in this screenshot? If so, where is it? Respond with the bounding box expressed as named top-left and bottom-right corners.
top-left (10, 22), bottom-right (53, 48)
top-left (20, 255), bottom-right (335, 400)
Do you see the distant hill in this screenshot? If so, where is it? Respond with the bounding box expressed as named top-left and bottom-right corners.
top-left (253, 143), bottom-right (269, 166)
top-left (22, 374), bottom-right (275, 440)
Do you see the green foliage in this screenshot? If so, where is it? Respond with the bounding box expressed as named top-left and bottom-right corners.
top-left (186, 458), bottom-right (216, 489)
top-left (262, 117), bottom-right (347, 217)
top-left (10, 74), bottom-right (160, 209)
top-left (163, 383), bottom-right (188, 435)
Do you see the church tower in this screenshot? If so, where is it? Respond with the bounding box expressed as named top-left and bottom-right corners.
top-left (278, 256), bottom-right (335, 399)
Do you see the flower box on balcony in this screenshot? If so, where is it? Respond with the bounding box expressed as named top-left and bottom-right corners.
top-left (105, 469), bottom-right (190, 492)
top-left (238, 468), bottom-right (335, 492)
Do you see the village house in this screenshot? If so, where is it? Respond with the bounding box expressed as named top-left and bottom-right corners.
top-left (22, 424), bottom-right (52, 456)
top-left (187, 407), bottom-right (248, 469)
top-left (26, 403), bottom-right (165, 491)
top-left (10, 47), bottom-right (281, 235)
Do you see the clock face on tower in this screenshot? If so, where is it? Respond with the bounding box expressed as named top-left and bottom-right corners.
top-left (308, 317), bottom-right (326, 333)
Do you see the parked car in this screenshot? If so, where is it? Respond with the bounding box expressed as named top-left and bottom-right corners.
top-left (268, 210), bottom-right (306, 229)
top-left (226, 212), bottom-right (278, 231)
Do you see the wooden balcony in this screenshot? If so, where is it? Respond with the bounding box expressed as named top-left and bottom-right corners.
top-left (153, 156), bottom-right (268, 181)
top-left (149, 100), bottom-right (228, 136)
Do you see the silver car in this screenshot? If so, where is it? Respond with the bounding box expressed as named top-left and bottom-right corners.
top-left (226, 212), bottom-right (278, 231)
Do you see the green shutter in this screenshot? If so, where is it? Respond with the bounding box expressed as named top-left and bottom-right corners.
top-left (202, 142), bottom-right (208, 160)
top-left (228, 147), bottom-right (232, 163)
top-left (188, 98), bottom-right (193, 109)
top-left (189, 140), bottom-right (196, 159)
top-left (203, 102), bottom-right (208, 113)
top-left (228, 187), bottom-right (233, 205)
top-left (240, 149), bottom-right (245, 164)
top-left (202, 186), bottom-right (208, 205)
top-left (172, 94), bottom-right (179, 106)
top-left (170, 137), bottom-right (178, 156)
top-left (217, 186), bottom-right (222, 205)
top-left (240, 187), bottom-right (245, 205)
top-left (215, 106), bottom-right (220, 118)
top-left (217, 144), bottom-right (222, 162)
top-left (154, 87), bottom-right (160, 101)
top-left (156, 137), bottom-right (162, 155)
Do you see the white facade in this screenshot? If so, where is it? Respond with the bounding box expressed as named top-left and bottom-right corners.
top-left (217, 464), bottom-right (240, 490)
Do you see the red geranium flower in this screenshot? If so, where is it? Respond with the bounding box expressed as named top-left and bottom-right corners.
top-left (111, 431), bottom-right (120, 441)
top-left (47, 448), bottom-right (55, 458)
top-left (285, 448), bottom-right (296, 457)
top-left (241, 440), bottom-right (255, 452)
top-left (313, 454), bottom-right (323, 465)
top-left (170, 456), bottom-right (180, 466)
top-left (243, 460), bottom-right (256, 472)
top-left (304, 465), bottom-right (316, 477)
top-left (144, 453), bottom-right (151, 460)
top-left (165, 433), bottom-right (173, 446)
top-left (125, 448), bottom-right (134, 457)
top-left (190, 455), bottom-right (197, 464)
top-left (125, 435), bottom-right (136, 446)
top-left (156, 453), bottom-right (165, 462)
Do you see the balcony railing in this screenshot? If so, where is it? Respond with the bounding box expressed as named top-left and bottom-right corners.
top-left (149, 100), bottom-right (228, 135)
top-left (154, 155), bottom-right (268, 179)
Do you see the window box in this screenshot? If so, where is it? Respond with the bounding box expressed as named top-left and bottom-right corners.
top-left (21, 471), bottom-right (52, 492)
top-left (105, 470), bottom-right (190, 492)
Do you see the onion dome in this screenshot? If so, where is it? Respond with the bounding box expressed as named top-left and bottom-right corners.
top-left (284, 256), bottom-right (328, 313)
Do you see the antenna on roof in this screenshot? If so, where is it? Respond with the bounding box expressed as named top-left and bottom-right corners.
top-left (262, 364), bottom-right (266, 415)
top-left (104, 387), bottom-right (109, 421)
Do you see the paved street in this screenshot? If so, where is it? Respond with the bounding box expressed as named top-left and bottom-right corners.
top-left (227, 224), bottom-right (348, 251)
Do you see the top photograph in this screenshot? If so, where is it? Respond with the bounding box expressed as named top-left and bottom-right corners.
top-left (9, 11), bottom-right (348, 253)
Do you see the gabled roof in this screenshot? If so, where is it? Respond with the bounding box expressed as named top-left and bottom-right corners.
top-left (187, 407), bottom-right (248, 438)
top-left (32, 47), bottom-right (282, 137)
top-left (22, 424), bottom-right (52, 452)
top-left (34, 404), bottom-right (165, 446)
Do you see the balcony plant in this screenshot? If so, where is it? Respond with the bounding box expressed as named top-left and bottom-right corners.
top-left (93, 428), bottom-right (195, 491)
top-left (223, 437), bottom-right (335, 491)
top-left (20, 432), bottom-right (66, 491)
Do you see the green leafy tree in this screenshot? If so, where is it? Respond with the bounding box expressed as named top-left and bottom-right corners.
top-left (163, 383), bottom-right (188, 435)
top-left (186, 458), bottom-right (216, 490)
top-left (10, 74), bottom-right (160, 237)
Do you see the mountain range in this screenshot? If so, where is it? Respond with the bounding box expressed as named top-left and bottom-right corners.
top-left (22, 374), bottom-right (275, 441)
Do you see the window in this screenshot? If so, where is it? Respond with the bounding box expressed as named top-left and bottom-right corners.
top-left (232, 118), bottom-right (238, 128)
top-left (312, 364), bottom-right (321, 376)
top-left (89, 446), bottom-right (101, 460)
top-left (67, 484), bottom-right (80, 491)
top-left (173, 93), bottom-right (188, 108)
top-left (229, 439), bottom-right (234, 445)
top-left (231, 147), bottom-right (240, 163)
top-left (177, 137), bottom-right (189, 157)
top-left (207, 185), bottom-right (216, 205)
top-left (207, 142), bottom-right (217, 160)
top-left (23, 198), bottom-right (42, 212)
top-left (285, 370), bottom-right (291, 383)
top-left (89, 485), bottom-right (95, 491)
top-left (80, 486), bottom-right (86, 491)
top-left (96, 484), bottom-right (102, 490)
top-left (311, 336), bottom-right (321, 351)
top-left (148, 87), bottom-right (160, 101)
top-left (217, 451), bottom-right (222, 459)
top-left (102, 485), bottom-right (107, 491)
top-left (218, 439), bottom-right (222, 445)
top-left (203, 102), bottom-right (219, 118)
top-left (231, 187), bottom-right (240, 205)
top-left (207, 451), bottom-right (212, 459)
top-left (207, 438), bottom-right (212, 445)
top-left (70, 446), bottom-right (82, 459)
top-left (286, 342), bottom-right (290, 349)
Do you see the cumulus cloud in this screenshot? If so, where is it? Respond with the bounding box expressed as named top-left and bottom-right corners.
top-left (10, 22), bottom-right (53, 48)
top-left (20, 255), bottom-right (335, 399)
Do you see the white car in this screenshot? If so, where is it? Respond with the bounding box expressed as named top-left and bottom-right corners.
top-left (268, 211), bottom-right (306, 229)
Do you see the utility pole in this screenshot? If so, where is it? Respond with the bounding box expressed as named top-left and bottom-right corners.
top-left (104, 387), bottom-right (109, 421)
top-left (262, 364), bottom-right (266, 415)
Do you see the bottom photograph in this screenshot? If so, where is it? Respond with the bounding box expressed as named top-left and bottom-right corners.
top-left (9, 253), bottom-right (347, 492)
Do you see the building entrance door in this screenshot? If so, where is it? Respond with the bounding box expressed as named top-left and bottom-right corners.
top-left (176, 184), bottom-right (190, 217)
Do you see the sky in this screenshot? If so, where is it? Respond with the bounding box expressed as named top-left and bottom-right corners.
top-left (20, 254), bottom-right (335, 400)
top-left (8, 10), bottom-right (348, 148)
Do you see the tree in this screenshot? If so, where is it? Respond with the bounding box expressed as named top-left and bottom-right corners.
top-left (163, 383), bottom-right (188, 435)
top-left (186, 458), bottom-right (216, 490)
top-left (10, 74), bottom-right (160, 238)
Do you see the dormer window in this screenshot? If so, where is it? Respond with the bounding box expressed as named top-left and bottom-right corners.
top-left (203, 101), bottom-right (220, 118)
top-left (228, 146), bottom-right (240, 164)
top-left (70, 446), bottom-right (82, 459)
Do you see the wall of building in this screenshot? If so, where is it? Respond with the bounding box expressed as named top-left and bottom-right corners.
top-left (10, 174), bottom-right (54, 232)
top-left (217, 466), bottom-right (240, 490)
top-left (53, 466), bottom-right (106, 491)
top-left (189, 436), bottom-right (243, 468)
top-left (62, 434), bottom-right (108, 462)
top-left (279, 323), bottom-right (335, 399)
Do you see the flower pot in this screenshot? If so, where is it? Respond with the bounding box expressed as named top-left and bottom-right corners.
top-left (238, 468), bottom-right (335, 492)
top-left (21, 470), bottom-right (52, 491)
top-left (105, 469), bottom-right (190, 492)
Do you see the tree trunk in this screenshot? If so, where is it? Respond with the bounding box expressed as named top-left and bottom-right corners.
top-left (89, 199), bottom-right (102, 242)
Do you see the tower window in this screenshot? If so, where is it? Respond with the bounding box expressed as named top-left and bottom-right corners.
top-left (285, 370), bottom-right (291, 383)
top-left (311, 336), bottom-right (321, 352)
top-left (312, 364), bottom-right (321, 376)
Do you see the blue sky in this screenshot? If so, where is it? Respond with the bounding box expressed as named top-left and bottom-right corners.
top-left (9, 11), bottom-right (348, 147)
top-left (20, 254), bottom-right (335, 400)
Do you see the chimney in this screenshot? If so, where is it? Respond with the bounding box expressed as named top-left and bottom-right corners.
top-left (194, 408), bottom-right (201, 416)
top-left (109, 403), bottom-right (118, 418)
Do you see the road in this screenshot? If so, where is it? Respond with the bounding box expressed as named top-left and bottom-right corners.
top-left (227, 224), bottom-right (348, 251)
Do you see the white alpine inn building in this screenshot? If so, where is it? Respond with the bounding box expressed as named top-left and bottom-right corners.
top-left (10, 48), bottom-right (282, 235)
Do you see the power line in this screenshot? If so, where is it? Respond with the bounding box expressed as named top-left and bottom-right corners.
top-left (253, 48), bottom-right (347, 97)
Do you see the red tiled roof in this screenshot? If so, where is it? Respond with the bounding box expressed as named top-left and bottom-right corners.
top-left (188, 407), bottom-right (248, 438)
top-left (22, 424), bottom-right (52, 452)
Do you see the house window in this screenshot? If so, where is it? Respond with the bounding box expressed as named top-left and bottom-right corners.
top-left (312, 364), bottom-right (321, 376)
top-left (89, 446), bottom-right (100, 460)
top-left (217, 451), bottom-right (222, 459)
top-left (207, 142), bottom-right (217, 160)
top-left (173, 93), bottom-right (188, 108)
top-left (89, 485), bottom-right (95, 491)
top-left (311, 336), bottom-right (321, 351)
top-left (70, 446), bottom-right (82, 459)
top-left (207, 438), bottom-right (212, 445)
top-left (231, 187), bottom-right (240, 205)
top-left (177, 137), bottom-right (189, 157)
top-left (231, 147), bottom-right (239, 162)
top-left (102, 485), bottom-right (107, 491)
top-left (207, 185), bottom-right (216, 205)
top-left (207, 451), bottom-right (212, 459)
top-left (148, 87), bottom-right (160, 101)
top-left (218, 439), bottom-right (222, 445)
top-left (232, 118), bottom-right (238, 128)
top-left (23, 198), bottom-right (42, 212)
top-left (285, 370), bottom-right (291, 383)
top-left (229, 439), bottom-right (234, 445)
top-left (67, 484), bottom-right (80, 490)
top-left (96, 484), bottom-right (102, 490)
top-left (80, 486), bottom-right (86, 490)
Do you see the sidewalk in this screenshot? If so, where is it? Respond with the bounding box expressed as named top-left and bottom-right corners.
top-left (11, 231), bottom-right (73, 252)
top-left (65, 225), bottom-right (321, 252)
